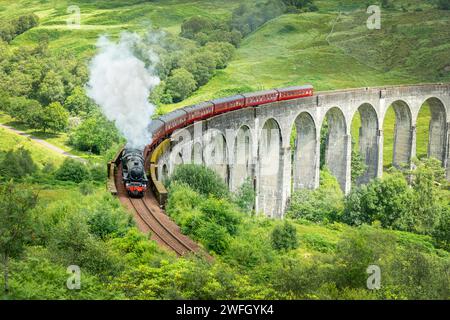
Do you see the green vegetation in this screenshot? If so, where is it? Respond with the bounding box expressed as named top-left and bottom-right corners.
top-left (161, 163), bottom-right (449, 299)
top-left (0, 126), bottom-right (65, 167)
top-left (0, 13), bottom-right (39, 43)
top-left (167, 164), bottom-right (230, 199)
top-left (287, 169), bottom-right (344, 223)
top-left (0, 0), bottom-right (449, 301)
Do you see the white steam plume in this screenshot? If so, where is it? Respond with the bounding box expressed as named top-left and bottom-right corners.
top-left (87, 32), bottom-right (160, 150)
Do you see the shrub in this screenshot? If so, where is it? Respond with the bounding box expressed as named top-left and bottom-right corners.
top-left (168, 164), bottom-right (229, 199)
top-left (79, 181), bottom-right (95, 195)
top-left (54, 159), bottom-right (90, 183)
top-left (271, 221), bottom-right (299, 251)
top-left (233, 178), bottom-right (255, 212)
top-left (0, 147), bottom-right (38, 181)
top-left (198, 222), bottom-right (230, 255)
top-left (86, 196), bottom-right (132, 239)
top-left (341, 172), bottom-right (412, 228)
top-left (287, 169), bottom-right (343, 223)
top-left (200, 197), bottom-right (241, 236)
top-left (437, 0), bottom-right (450, 10)
top-left (89, 163), bottom-right (106, 182)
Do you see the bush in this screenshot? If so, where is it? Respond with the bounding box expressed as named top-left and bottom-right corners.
top-left (233, 178), bottom-right (255, 212)
top-left (287, 169), bottom-right (343, 223)
top-left (271, 221), bottom-right (299, 251)
top-left (168, 164), bottom-right (229, 199)
top-left (89, 163), bottom-right (106, 182)
top-left (54, 159), bottom-right (90, 183)
top-left (0, 147), bottom-right (38, 181)
top-left (341, 172), bottom-right (412, 228)
top-left (198, 222), bottom-right (230, 255)
top-left (200, 197), bottom-right (241, 236)
top-left (86, 196), bottom-right (133, 239)
top-left (437, 0), bottom-right (450, 10)
top-left (79, 181), bottom-right (95, 195)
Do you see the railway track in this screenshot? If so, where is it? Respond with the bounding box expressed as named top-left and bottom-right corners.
top-left (115, 164), bottom-right (200, 256)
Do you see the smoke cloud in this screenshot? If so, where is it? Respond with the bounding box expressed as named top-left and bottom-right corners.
top-left (87, 32), bottom-right (160, 150)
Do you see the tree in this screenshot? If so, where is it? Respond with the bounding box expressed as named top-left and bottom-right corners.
top-left (38, 70), bottom-right (65, 105)
top-left (351, 139), bottom-right (367, 184)
top-left (180, 16), bottom-right (213, 39)
top-left (165, 68), bottom-right (197, 102)
top-left (7, 97), bottom-right (42, 128)
top-left (204, 42), bottom-right (235, 69)
top-left (64, 86), bottom-right (96, 115)
top-left (180, 52), bottom-right (216, 86)
top-left (69, 114), bottom-right (120, 154)
top-left (233, 178), bottom-right (255, 212)
top-left (397, 158), bottom-right (446, 235)
top-left (38, 102), bottom-right (69, 133)
top-left (0, 182), bottom-right (37, 294)
top-left (271, 221), bottom-right (299, 251)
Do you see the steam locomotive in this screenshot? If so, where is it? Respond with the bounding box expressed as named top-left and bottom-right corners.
top-left (122, 147), bottom-right (148, 197)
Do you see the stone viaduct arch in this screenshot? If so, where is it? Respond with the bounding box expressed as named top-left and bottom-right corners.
top-left (156, 84), bottom-right (450, 218)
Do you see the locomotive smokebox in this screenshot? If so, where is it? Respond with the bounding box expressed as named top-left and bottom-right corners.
top-left (121, 147), bottom-right (148, 197)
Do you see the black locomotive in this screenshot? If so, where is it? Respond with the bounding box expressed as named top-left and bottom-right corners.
top-left (122, 147), bottom-right (148, 197)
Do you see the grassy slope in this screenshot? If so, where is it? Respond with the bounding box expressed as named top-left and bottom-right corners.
top-left (163, 5), bottom-right (450, 110)
top-left (0, 112), bottom-right (101, 160)
top-left (0, 125), bottom-right (65, 168)
top-left (0, 0), bottom-right (240, 57)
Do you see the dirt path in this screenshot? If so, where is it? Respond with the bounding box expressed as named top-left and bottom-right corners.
top-left (0, 123), bottom-right (87, 162)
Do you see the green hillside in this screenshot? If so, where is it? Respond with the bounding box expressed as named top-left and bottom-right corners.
top-left (163, 3), bottom-right (450, 110)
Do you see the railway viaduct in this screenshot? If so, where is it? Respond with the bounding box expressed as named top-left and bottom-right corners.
top-left (155, 84), bottom-right (450, 218)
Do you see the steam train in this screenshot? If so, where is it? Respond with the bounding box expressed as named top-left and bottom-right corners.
top-left (148, 85), bottom-right (314, 149)
top-left (122, 147), bottom-right (148, 197)
top-left (121, 85), bottom-right (313, 196)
